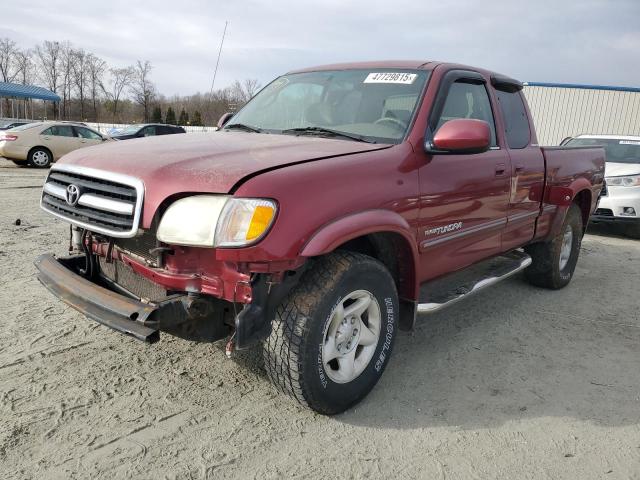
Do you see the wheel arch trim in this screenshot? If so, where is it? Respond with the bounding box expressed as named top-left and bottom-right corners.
top-left (300, 209), bottom-right (420, 300)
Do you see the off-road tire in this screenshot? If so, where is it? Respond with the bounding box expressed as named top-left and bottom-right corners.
top-left (27, 147), bottom-right (52, 168)
top-left (524, 203), bottom-right (583, 289)
top-left (263, 252), bottom-right (398, 415)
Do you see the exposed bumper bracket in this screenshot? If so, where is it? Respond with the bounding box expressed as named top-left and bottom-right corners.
top-left (35, 254), bottom-right (161, 343)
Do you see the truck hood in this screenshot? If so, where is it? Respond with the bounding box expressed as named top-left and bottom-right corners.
top-left (605, 162), bottom-right (640, 177)
top-left (58, 131), bottom-right (391, 227)
top-left (60, 132), bottom-right (390, 192)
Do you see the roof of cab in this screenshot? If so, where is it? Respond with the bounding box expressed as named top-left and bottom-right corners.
top-left (286, 61), bottom-right (519, 86)
top-left (288, 60), bottom-right (435, 74)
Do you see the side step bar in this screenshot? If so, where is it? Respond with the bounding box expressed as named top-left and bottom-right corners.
top-left (417, 250), bottom-right (532, 314)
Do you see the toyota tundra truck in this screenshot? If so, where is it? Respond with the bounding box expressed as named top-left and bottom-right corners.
top-left (35, 61), bottom-right (605, 414)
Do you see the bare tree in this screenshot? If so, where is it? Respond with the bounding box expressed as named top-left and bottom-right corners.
top-left (230, 78), bottom-right (261, 104)
top-left (14, 49), bottom-right (33, 85)
top-left (243, 78), bottom-right (261, 99)
top-left (101, 66), bottom-right (133, 121)
top-left (130, 60), bottom-right (155, 122)
top-left (35, 41), bottom-right (62, 117)
top-left (86, 53), bottom-right (106, 121)
top-left (0, 37), bottom-right (19, 83)
top-left (13, 49), bottom-right (33, 118)
top-left (59, 42), bottom-right (75, 119)
top-left (72, 49), bottom-right (88, 119)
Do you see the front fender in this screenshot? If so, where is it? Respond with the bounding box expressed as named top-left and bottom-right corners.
top-left (300, 209), bottom-right (417, 258)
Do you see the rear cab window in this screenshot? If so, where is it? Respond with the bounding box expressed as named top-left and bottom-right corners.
top-left (495, 90), bottom-right (531, 149)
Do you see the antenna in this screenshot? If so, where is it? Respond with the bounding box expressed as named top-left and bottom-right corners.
top-left (209, 21), bottom-right (228, 99)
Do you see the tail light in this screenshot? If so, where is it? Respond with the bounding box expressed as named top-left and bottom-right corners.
top-left (0, 134), bottom-right (18, 141)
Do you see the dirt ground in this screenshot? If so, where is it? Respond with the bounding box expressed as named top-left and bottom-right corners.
top-left (0, 161), bottom-right (639, 480)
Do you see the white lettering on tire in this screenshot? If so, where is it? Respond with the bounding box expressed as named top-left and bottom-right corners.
top-left (375, 297), bottom-right (395, 372)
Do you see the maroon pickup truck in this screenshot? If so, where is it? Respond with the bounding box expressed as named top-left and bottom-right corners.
top-left (35, 61), bottom-right (604, 414)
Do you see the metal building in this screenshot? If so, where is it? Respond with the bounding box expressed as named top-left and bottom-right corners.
top-left (522, 82), bottom-right (640, 146)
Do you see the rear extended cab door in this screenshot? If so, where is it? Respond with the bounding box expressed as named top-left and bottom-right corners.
top-left (490, 75), bottom-right (545, 250)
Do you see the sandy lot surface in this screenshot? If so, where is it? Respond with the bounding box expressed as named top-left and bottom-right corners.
top-left (0, 161), bottom-right (639, 480)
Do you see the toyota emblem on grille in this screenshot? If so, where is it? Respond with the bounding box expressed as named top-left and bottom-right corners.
top-left (65, 184), bottom-right (81, 206)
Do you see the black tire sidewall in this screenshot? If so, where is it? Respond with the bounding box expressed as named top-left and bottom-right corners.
top-left (555, 206), bottom-right (583, 284)
top-left (301, 260), bottom-right (398, 414)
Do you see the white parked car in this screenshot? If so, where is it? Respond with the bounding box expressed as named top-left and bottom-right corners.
top-left (564, 134), bottom-right (640, 238)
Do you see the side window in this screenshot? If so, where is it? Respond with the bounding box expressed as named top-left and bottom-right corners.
top-left (75, 127), bottom-right (102, 140)
top-left (49, 125), bottom-right (75, 137)
top-left (142, 126), bottom-right (156, 136)
top-left (157, 126), bottom-right (173, 135)
top-left (41, 127), bottom-right (53, 135)
top-left (435, 81), bottom-right (497, 147)
top-left (496, 90), bottom-right (530, 149)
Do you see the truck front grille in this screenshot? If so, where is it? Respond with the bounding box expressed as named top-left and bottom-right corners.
top-left (98, 257), bottom-right (167, 301)
top-left (114, 229), bottom-right (159, 266)
top-left (40, 165), bottom-right (144, 238)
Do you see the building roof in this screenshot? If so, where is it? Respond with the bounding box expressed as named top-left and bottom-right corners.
top-left (524, 82), bottom-right (640, 94)
top-left (0, 81), bottom-right (61, 101)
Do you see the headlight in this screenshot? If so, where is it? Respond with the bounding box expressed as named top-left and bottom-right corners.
top-left (215, 198), bottom-right (277, 247)
top-left (605, 174), bottom-right (640, 187)
top-left (156, 195), bottom-right (277, 248)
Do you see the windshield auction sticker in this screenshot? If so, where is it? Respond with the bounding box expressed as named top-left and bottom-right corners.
top-left (364, 72), bottom-right (417, 84)
top-left (620, 140), bottom-right (640, 145)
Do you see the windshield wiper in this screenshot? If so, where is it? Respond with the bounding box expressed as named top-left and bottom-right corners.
top-left (281, 126), bottom-right (372, 143)
top-left (225, 123), bottom-right (263, 133)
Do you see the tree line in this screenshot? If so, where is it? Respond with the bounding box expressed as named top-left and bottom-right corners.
top-left (0, 38), bottom-right (261, 126)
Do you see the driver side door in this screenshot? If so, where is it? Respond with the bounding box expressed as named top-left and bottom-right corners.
top-left (417, 70), bottom-right (510, 282)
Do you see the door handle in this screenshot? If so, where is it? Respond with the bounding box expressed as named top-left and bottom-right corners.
top-left (495, 163), bottom-right (506, 176)
top-left (515, 165), bottom-right (525, 173)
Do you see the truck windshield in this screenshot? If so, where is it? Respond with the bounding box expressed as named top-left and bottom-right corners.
top-left (227, 69), bottom-right (429, 144)
top-left (566, 137), bottom-right (640, 164)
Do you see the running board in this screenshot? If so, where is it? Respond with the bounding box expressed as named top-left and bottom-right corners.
top-left (417, 250), bottom-right (532, 314)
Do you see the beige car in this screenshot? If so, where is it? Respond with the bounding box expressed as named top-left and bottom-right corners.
top-left (0, 121), bottom-right (111, 168)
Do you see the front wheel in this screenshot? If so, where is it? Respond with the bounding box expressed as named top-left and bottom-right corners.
top-left (27, 148), bottom-right (52, 168)
top-left (263, 252), bottom-right (398, 415)
top-left (524, 203), bottom-right (583, 289)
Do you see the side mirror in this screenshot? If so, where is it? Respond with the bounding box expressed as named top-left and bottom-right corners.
top-left (429, 118), bottom-right (491, 154)
top-left (217, 112), bottom-right (234, 129)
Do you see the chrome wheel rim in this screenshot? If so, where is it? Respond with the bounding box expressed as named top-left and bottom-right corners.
top-left (559, 225), bottom-right (573, 270)
top-left (322, 289), bottom-right (381, 384)
top-left (32, 150), bottom-right (50, 166)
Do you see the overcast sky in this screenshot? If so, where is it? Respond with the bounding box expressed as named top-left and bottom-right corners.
top-left (2, 0), bottom-right (639, 96)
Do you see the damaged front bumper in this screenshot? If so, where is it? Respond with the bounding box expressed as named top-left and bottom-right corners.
top-left (34, 254), bottom-right (230, 344)
top-left (34, 253), bottom-right (305, 348)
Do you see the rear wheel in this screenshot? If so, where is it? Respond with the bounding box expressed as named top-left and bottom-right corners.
top-left (263, 252), bottom-right (398, 415)
top-left (27, 148), bottom-right (52, 168)
top-left (524, 203), bottom-right (583, 289)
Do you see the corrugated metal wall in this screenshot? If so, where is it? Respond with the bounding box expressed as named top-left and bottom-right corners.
top-left (523, 84), bottom-right (640, 146)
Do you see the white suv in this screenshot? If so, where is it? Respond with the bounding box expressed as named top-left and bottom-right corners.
top-left (564, 135), bottom-right (640, 238)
